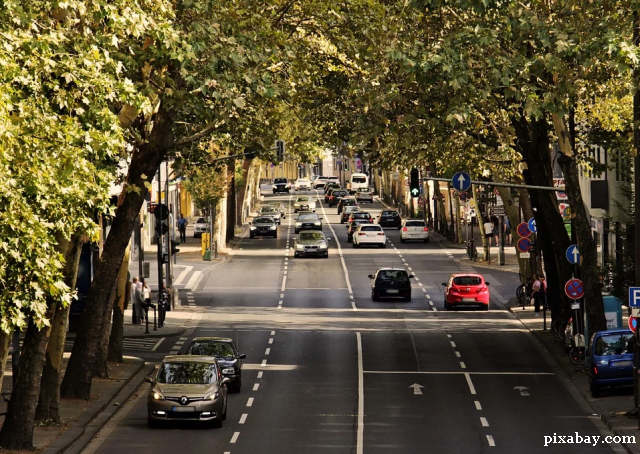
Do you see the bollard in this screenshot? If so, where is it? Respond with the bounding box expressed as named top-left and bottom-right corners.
top-left (153, 306), bottom-right (157, 331)
top-left (145, 308), bottom-right (149, 334)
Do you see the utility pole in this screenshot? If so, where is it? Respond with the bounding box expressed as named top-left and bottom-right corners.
top-left (156, 164), bottom-right (164, 296)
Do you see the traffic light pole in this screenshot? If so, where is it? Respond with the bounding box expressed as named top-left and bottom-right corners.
top-left (165, 160), bottom-right (172, 294)
top-left (156, 164), bottom-right (164, 298)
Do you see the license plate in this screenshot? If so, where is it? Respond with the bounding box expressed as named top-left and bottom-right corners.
top-left (613, 360), bottom-right (633, 367)
top-left (462, 298), bottom-right (476, 302)
top-left (172, 406), bottom-right (196, 412)
top-left (387, 289), bottom-right (399, 294)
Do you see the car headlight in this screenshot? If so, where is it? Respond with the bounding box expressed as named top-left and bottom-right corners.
top-left (295, 222), bottom-right (302, 227)
top-left (222, 368), bottom-right (235, 374)
top-left (250, 226), bottom-right (256, 230)
top-left (296, 244), bottom-right (305, 250)
top-left (314, 222), bottom-right (321, 226)
top-left (152, 388), bottom-right (165, 400)
top-left (319, 243), bottom-right (327, 249)
top-left (294, 204), bottom-right (300, 208)
top-left (204, 390), bottom-right (220, 401)
top-left (272, 185), bottom-right (276, 189)
top-left (269, 225), bottom-right (277, 230)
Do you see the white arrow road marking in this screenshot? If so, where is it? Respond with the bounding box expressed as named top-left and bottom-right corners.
top-left (513, 386), bottom-right (530, 396)
top-left (409, 383), bottom-right (424, 395)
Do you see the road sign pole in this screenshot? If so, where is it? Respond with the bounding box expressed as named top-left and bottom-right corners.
top-left (498, 215), bottom-right (505, 266)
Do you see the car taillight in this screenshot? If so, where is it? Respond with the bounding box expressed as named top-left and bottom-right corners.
top-left (369, 219), bottom-right (373, 223)
top-left (377, 232), bottom-right (385, 236)
top-left (424, 227), bottom-right (429, 232)
top-left (358, 232), bottom-right (365, 236)
top-left (476, 286), bottom-right (487, 292)
top-left (402, 227), bottom-right (408, 231)
top-left (349, 218), bottom-right (353, 222)
top-left (593, 366), bottom-right (598, 375)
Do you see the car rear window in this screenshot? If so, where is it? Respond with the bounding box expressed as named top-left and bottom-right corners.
top-left (595, 334), bottom-right (634, 356)
top-left (378, 270), bottom-right (408, 281)
top-left (352, 176), bottom-right (367, 183)
top-left (382, 211), bottom-right (399, 217)
top-left (361, 226), bottom-right (382, 232)
top-left (453, 276), bottom-right (482, 286)
top-left (406, 221), bottom-right (426, 227)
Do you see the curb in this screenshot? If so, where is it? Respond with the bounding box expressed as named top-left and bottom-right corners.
top-left (125, 328), bottom-right (186, 339)
top-left (44, 357), bottom-right (148, 454)
top-left (507, 305), bottom-right (639, 454)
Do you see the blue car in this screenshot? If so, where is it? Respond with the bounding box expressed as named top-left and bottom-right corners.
top-left (588, 329), bottom-right (634, 397)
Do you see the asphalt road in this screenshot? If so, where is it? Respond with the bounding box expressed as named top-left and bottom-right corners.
top-left (84, 190), bottom-right (624, 454)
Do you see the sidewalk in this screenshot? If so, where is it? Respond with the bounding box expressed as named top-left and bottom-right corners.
top-left (510, 300), bottom-right (640, 454)
top-left (1, 306), bottom-right (198, 454)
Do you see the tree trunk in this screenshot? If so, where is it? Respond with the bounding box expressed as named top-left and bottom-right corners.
top-left (0, 330), bottom-right (12, 394)
top-left (0, 308), bottom-right (55, 449)
top-left (472, 180), bottom-right (488, 259)
top-left (226, 168), bottom-right (236, 242)
top-left (36, 233), bottom-right (84, 422)
top-left (60, 106), bottom-right (175, 400)
top-left (553, 113), bottom-right (606, 332)
top-left (108, 246), bottom-right (131, 363)
top-left (512, 114), bottom-right (575, 322)
top-left (93, 280), bottom-right (117, 378)
top-left (516, 185), bottom-right (538, 276)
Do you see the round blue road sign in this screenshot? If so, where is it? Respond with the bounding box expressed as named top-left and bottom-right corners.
top-left (527, 217), bottom-right (537, 233)
top-left (566, 245), bottom-right (580, 265)
top-left (452, 172), bottom-right (471, 192)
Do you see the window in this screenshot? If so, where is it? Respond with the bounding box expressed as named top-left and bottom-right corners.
top-left (595, 334), bottom-right (634, 356)
top-left (378, 270), bottom-right (409, 282)
top-left (453, 276), bottom-right (482, 286)
top-left (187, 342), bottom-right (235, 358)
top-left (405, 221), bottom-right (425, 227)
top-left (254, 217), bottom-right (274, 224)
top-left (299, 232), bottom-right (324, 241)
top-left (352, 176), bottom-right (367, 183)
top-left (157, 362), bottom-right (218, 384)
top-left (361, 226), bottom-right (381, 232)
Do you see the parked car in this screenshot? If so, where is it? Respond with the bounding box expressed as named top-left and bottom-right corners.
top-left (272, 178), bottom-right (290, 194)
top-left (369, 268), bottom-right (413, 302)
top-left (293, 196), bottom-right (316, 213)
top-left (294, 213), bottom-right (323, 234)
top-left (193, 217), bottom-right (209, 238)
top-left (249, 216), bottom-right (278, 238)
top-left (377, 210), bottom-right (402, 229)
top-left (352, 224), bottom-right (386, 248)
top-left (589, 329), bottom-right (634, 397)
top-left (328, 189), bottom-right (349, 207)
top-left (401, 219), bottom-right (429, 243)
top-left (355, 187), bottom-right (374, 203)
top-left (347, 219), bottom-right (369, 242)
top-left (348, 211), bottom-right (373, 224)
top-left (267, 202), bottom-right (286, 219)
top-left (341, 205), bottom-right (361, 224)
top-left (259, 205), bottom-right (281, 225)
top-left (146, 356), bottom-right (229, 428)
top-left (442, 274), bottom-right (490, 311)
top-left (337, 197), bottom-right (358, 215)
top-left (184, 337), bottom-right (245, 392)
top-left (294, 178), bottom-right (311, 191)
top-left (294, 231), bottom-right (330, 258)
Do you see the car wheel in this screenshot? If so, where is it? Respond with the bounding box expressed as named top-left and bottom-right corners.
top-left (353, 242), bottom-right (358, 248)
top-left (482, 305), bottom-right (489, 311)
top-left (405, 295), bottom-right (412, 302)
top-left (445, 302), bottom-right (451, 311)
top-left (400, 238), bottom-right (406, 243)
top-left (211, 418), bottom-right (223, 429)
top-left (371, 292), bottom-right (378, 301)
top-left (397, 226), bottom-right (401, 230)
top-left (380, 243), bottom-right (386, 248)
top-left (590, 381), bottom-right (601, 398)
top-left (324, 254), bottom-right (329, 258)
top-left (347, 237), bottom-right (352, 243)
top-left (273, 233), bottom-right (278, 239)
top-left (250, 234), bottom-right (255, 239)
top-left (222, 399), bottom-right (228, 420)
top-left (424, 238), bottom-right (429, 243)
top-left (294, 252), bottom-right (299, 258)
top-left (147, 416), bottom-right (161, 429)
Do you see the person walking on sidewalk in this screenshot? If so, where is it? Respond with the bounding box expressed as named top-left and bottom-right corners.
top-left (177, 214), bottom-right (188, 243)
top-left (483, 217), bottom-right (494, 246)
top-left (504, 217), bottom-right (512, 245)
top-left (131, 277), bottom-right (142, 324)
top-left (143, 282), bottom-right (152, 321)
top-left (531, 274), bottom-right (542, 315)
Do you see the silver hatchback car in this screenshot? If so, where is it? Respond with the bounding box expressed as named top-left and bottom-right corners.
top-left (146, 356), bottom-right (229, 428)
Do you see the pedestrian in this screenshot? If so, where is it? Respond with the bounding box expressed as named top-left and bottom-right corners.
top-left (158, 284), bottom-right (169, 327)
top-left (540, 275), bottom-right (548, 311)
top-left (483, 217), bottom-right (493, 246)
top-left (131, 277), bottom-right (141, 324)
top-left (143, 282), bottom-right (152, 321)
top-left (504, 217), bottom-right (512, 245)
top-left (531, 274), bottom-right (542, 315)
top-left (492, 216), bottom-right (500, 246)
top-left (177, 214), bottom-right (188, 243)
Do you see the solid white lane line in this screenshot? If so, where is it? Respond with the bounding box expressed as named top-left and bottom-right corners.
top-left (257, 371), bottom-right (263, 379)
top-left (239, 413), bottom-right (248, 424)
top-left (460, 362), bottom-right (466, 369)
top-left (364, 371), bottom-right (555, 375)
top-left (356, 332), bottom-right (364, 454)
top-left (231, 432), bottom-right (240, 443)
top-left (475, 401), bottom-right (482, 410)
top-left (151, 338), bottom-right (166, 352)
top-left (253, 383), bottom-right (260, 391)
top-left (246, 397), bottom-right (254, 407)
top-left (465, 373), bottom-right (477, 395)
top-left (450, 341), bottom-right (456, 348)
top-left (480, 417), bottom-right (489, 427)
top-left (486, 435), bottom-right (495, 447)
top-left (268, 338), bottom-right (274, 344)
top-left (261, 359), bottom-right (267, 366)
top-left (265, 348), bottom-right (270, 355)
top-left (173, 266), bottom-right (194, 286)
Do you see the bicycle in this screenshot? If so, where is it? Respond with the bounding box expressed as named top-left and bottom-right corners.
top-left (550, 318), bottom-right (567, 340)
top-left (568, 329), bottom-right (586, 365)
top-left (516, 283), bottom-right (530, 309)
top-left (466, 239), bottom-right (478, 261)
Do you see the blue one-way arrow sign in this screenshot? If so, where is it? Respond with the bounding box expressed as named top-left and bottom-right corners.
top-left (566, 245), bottom-right (580, 265)
top-left (452, 172), bottom-right (471, 191)
top-left (630, 287), bottom-right (640, 308)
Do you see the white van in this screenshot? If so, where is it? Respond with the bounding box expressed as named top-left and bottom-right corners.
top-left (348, 173), bottom-right (369, 193)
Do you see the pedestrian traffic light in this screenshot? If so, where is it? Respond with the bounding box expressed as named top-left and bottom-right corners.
top-left (170, 239), bottom-right (180, 255)
top-left (410, 168), bottom-right (420, 197)
top-left (155, 219), bottom-right (168, 235)
top-left (275, 140), bottom-right (285, 161)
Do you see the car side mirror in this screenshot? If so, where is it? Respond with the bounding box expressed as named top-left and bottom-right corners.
top-left (486, 282), bottom-right (490, 286)
top-left (221, 377), bottom-right (231, 385)
top-left (238, 353), bottom-right (246, 359)
top-left (327, 238), bottom-right (332, 241)
top-left (409, 275), bottom-right (415, 279)
top-left (441, 282), bottom-right (446, 286)
top-left (319, 217), bottom-right (323, 220)
top-left (144, 377), bottom-right (154, 384)
top-left (368, 275), bottom-right (374, 279)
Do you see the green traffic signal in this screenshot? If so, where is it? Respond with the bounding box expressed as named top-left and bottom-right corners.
top-left (411, 188), bottom-right (419, 197)
top-left (409, 168), bottom-right (420, 197)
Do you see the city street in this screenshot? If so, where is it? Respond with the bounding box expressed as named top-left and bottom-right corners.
top-left (82, 191), bottom-right (624, 454)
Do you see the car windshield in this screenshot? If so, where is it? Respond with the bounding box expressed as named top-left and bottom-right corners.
top-left (297, 179), bottom-right (309, 183)
top-left (453, 276), bottom-right (482, 286)
top-left (595, 334), bottom-right (634, 356)
top-left (361, 226), bottom-right (381, 232)
top-left (274, 179), bottom-right (287, 183)
top-left (261, 207), bottom-right (277, 212)
top-left (342, 199), bottom-right (357, 205)
top-left (196, 218), bottom-right (206, 224)
top-left (298, 215), bottom-right (318, 221)
top-left (352, 176), bottom-right (367, 183)
top-left (157, 362), bottom-right (218, 384)
top-left (186, 341), bottom-right (236, 358)
top-left (254, 217), bottom-right (274, 224)
top-left (299, 232), bottom-right (324, 241)
top-left (353, 213), bottom-right (371, 218)
top-left (296, 197), bottom-right (310, 202)
top-left (378, 270), bottom-right (409, 282)
top-left (406, 221), bottom-right (426, 227)
top-left (358, 188), bottom-right (372, 193)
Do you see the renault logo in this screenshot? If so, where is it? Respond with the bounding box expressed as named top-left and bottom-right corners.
top-left (180, 396), bottom-right (189, 405)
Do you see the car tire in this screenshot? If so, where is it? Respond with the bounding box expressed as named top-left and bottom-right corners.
top-left (405, 295), bottom-right (412, 302)
top-left (400, 238), bottom-right (406, 243)
top-left (353, 242), bottom-right (358, 248)
top-left (380, 243), bottom-right (386, 248)
top-left (347, 237), bottom-right (352, 243)
top-left (211, 418), bottom-right (223, 429)
top-left (590, 382), bottom-right (600, 398)
top-left (371, 292), bottom-right (378, 301)
top-left (424, 238), bottom-right (429, 243)
top-left (482, 305), bottom-right (489, 311)
top-left (273, 233), bottom-right (278, 239)
top-left (250, 233), bottom-right (255, 239)
top-left (324, 254), bottom-right (329, 258)
top-left (147, 417), bottom-right (161, 429)
top-left (445, 302), bottom-right (451, 311)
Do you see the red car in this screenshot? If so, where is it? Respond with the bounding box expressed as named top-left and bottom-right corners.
top-left (442, 274), bottom-right (490, 311)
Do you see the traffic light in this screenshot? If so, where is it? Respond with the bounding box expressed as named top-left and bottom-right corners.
top-left (275, 140), bottom-right (285, 161)
top-left (410, 168), bottom-right (420, 197)
top-left (155, 219), bottom-right (168, 235)
top-left (171, 239), bottom-right (180, 255)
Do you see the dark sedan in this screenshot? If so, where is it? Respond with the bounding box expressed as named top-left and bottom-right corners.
top-left (295, 213), bottom-right (323, 234)
top-left (328, 190), bottom-right (349, 207)
top-left (348, 211), bottom-right (373, 224)
top-left (369, 268), bottom-right (414, 302)
top-left (184, 337), bottom-right (245, 392)
top-left (377, 210), bottom-right (402, 229)
top-left (249, 216), bottom-right (278, 238)
top-left (337, 197), bottom-right (358, 214)
top-left (294, 231), bottom-right (330, 258)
